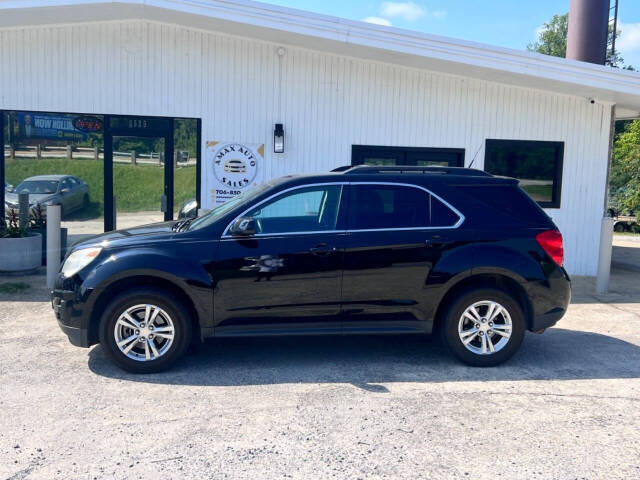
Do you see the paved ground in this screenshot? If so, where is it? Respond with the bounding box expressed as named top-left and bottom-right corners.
top-left (64, 212), bottom-right (165, 245)
top-left (1, 240), bottom-right (639, 479)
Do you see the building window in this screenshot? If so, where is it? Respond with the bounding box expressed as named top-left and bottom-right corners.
top-left (484, 139), bottom-right (564, 208)
top-left (352, 145), bottom-right (465, 168)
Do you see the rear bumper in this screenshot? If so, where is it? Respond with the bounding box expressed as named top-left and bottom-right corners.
top-left (51, 287), bottom-right (90, 348)
top-left (527, 266), bottom-right (571, 332)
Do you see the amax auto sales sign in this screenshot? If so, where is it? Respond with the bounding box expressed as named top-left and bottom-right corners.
top-left (204, 141), bottom-right (265, 207)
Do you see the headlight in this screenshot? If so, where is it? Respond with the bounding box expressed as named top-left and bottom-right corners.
top-left (61, 247), bottom-right (102, 277)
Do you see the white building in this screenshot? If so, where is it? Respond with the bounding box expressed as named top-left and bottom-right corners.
top-left (1, 0), bottom-right (640, 276)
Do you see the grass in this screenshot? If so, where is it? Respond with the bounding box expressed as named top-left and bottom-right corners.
top-left (5, 158), bottom-right (196, 218)
top-left (521, 184), bottom-right (553, 202)
top-left (0, 282), bottom-right (30, 294)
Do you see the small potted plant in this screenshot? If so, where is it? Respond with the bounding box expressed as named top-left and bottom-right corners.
top-left (0, 211), bottom-right (42, 272)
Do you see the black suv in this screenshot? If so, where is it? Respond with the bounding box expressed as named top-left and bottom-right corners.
top-left (52, 166), bottom-right (570, 372)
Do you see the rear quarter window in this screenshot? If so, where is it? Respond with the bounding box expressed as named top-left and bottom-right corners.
top-left (457, 184), bottom-right (551, 225)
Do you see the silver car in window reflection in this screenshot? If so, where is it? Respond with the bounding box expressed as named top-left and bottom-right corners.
top-left (4, 174), bottom-right (89, 219)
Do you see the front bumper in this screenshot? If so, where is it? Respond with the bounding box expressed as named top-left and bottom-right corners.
top-left (531, 307), bottom-right (566, 331)
top-left (51, 288), bottom-right (90, 348)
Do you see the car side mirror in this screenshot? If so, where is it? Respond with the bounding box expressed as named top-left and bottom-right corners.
top-left (229, 217), bottom-right (257, 236)
top-left (60, 188), bottom-right (70, 194)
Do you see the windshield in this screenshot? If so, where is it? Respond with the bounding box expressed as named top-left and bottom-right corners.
top-left (15, 180), bottom-right (59, 194)
top-left (188, 182), bottom-right (274, 231)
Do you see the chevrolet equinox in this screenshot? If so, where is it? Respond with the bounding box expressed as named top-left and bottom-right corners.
top-left (52, 166), bottom-right (570, 372)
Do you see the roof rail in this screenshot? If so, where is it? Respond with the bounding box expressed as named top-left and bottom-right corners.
top-left (340, 165), bottom-right (492, 177)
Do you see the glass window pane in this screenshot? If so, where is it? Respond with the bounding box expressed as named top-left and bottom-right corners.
top-left (349, 185), bottom-right (430, 229)
top-left (113, 135), bottom-right (165, 229)
top-left (174, 118), bottom-right (198, 218)
top-left (361, 157), bottom-right (398, 166)
top-left (4, 111), bottom-right (105, 245)
top-left (247, 185), bottom-right (341, 234)
top-left (349, 185), bottom-right (459, 229)
top-left (484, 140), bottom-right (563, 207)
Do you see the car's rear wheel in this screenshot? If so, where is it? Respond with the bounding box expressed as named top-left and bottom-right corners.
top-left (441, 288), bottom-right (525, 367)
top-left (99, 288), bottom-right (192, 373)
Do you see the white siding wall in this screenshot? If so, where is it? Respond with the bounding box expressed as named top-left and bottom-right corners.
top-left (0, 20), bottom-right (612, 275)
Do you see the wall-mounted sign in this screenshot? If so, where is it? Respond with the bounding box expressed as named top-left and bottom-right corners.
top-left (73, 116), bottom-right (103, 133)
top-left (17, 112), bottom-right (102, 141)
top-left (203, 141), bottom-right (265, 208)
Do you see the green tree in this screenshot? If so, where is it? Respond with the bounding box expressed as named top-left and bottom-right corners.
top-left (527, 14), bottom-right (568, 58)
top-left (527, 12), bottom-right (630, 68)
top-left (611, 122), bottom-right (640, 213)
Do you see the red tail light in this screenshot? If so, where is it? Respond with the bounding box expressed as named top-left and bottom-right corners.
top-left (536, 230), bottom-right (564, 267)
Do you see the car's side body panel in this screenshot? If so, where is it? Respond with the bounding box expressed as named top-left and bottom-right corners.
top-left (212, 232), bottom-right (346, 335)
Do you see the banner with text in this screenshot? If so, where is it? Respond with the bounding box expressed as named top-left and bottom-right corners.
top-left (17, 112), bottom-right (103, 141)
top-left (203, 141), bottom-right (265, 208)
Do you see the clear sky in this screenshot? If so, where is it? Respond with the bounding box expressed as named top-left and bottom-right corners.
top-left (260, 0), bottom-right (640, 68)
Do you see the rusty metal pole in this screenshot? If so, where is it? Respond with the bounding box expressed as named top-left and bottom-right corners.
top-left (566, 0), bottom-right (609, 65)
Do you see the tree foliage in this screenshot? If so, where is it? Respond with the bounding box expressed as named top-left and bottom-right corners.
top-left (527, 14), bottom-right (568, 58)
top-left (611, 121), bottom-right (640, 213)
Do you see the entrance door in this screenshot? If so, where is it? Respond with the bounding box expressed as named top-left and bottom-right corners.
top-left (104, 116), bottom-right (174, 231)
top-left (352, 145), bottom-right (465, 168)
top-left (112, 135), bottom-right (168, 230)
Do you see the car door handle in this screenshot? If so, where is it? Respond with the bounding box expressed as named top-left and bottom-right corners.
top-left (426, 238), bottom-right (453, 248)
top-left (309, 244), bottom-right (337, 256)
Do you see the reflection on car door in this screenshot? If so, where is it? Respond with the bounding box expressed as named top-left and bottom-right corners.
top-left (213, 184), bottom-right (346, 335)
top-left (342, 183), bottom-right (468, 333)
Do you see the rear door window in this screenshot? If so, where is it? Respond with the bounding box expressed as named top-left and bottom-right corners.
top-left (457, 184), bottom-right (551, 226)
top-left (348, 184), bottom-right (460, 230)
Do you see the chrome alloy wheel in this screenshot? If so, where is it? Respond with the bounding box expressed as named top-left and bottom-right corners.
top-left (114, 304), bottom-right (175, 362)
top-left (457, 300), bottom-right (512, 355)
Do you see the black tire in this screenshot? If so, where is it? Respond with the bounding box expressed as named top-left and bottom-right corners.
top-left (98, 287), bottom-right (192, 373)
top-left (82, 194), bottom-right (89, 210)
top-left (440, 287), bottom-right (525, 367)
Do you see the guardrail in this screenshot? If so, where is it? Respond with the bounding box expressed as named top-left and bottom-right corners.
top-left (3, 145), bottom-right (195, 166)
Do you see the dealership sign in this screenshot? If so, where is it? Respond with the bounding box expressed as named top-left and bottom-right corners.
top-left (204, 141), bottom-right (265, 207)
top-left (17, 112), bottom-right (103, 141)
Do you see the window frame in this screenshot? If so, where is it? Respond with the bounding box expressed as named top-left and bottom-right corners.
top-left (221, 182), bottom-right (464, 238)
top-left (484, 139), bottom-right (564, 209)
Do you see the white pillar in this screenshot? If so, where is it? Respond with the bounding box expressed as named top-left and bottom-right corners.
top-left (596, 217), bottom-right (614, 294)
top-left (46, 204), bottom-right (62, 288)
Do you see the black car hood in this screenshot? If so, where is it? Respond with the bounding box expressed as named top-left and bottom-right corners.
top-left (72, 221), bottom-right (178, 251)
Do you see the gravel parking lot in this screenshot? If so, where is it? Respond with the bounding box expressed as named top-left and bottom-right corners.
top-left (1, 242), bottom-right (640, 479)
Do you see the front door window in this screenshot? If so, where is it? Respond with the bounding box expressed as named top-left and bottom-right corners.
top-left (244, 185), bottom-right (342, 234)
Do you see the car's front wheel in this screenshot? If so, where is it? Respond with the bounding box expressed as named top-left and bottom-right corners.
top-left (441, 288), bottom-right (525, 367)
top-left (99, 288), bottom-right (192, 373)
